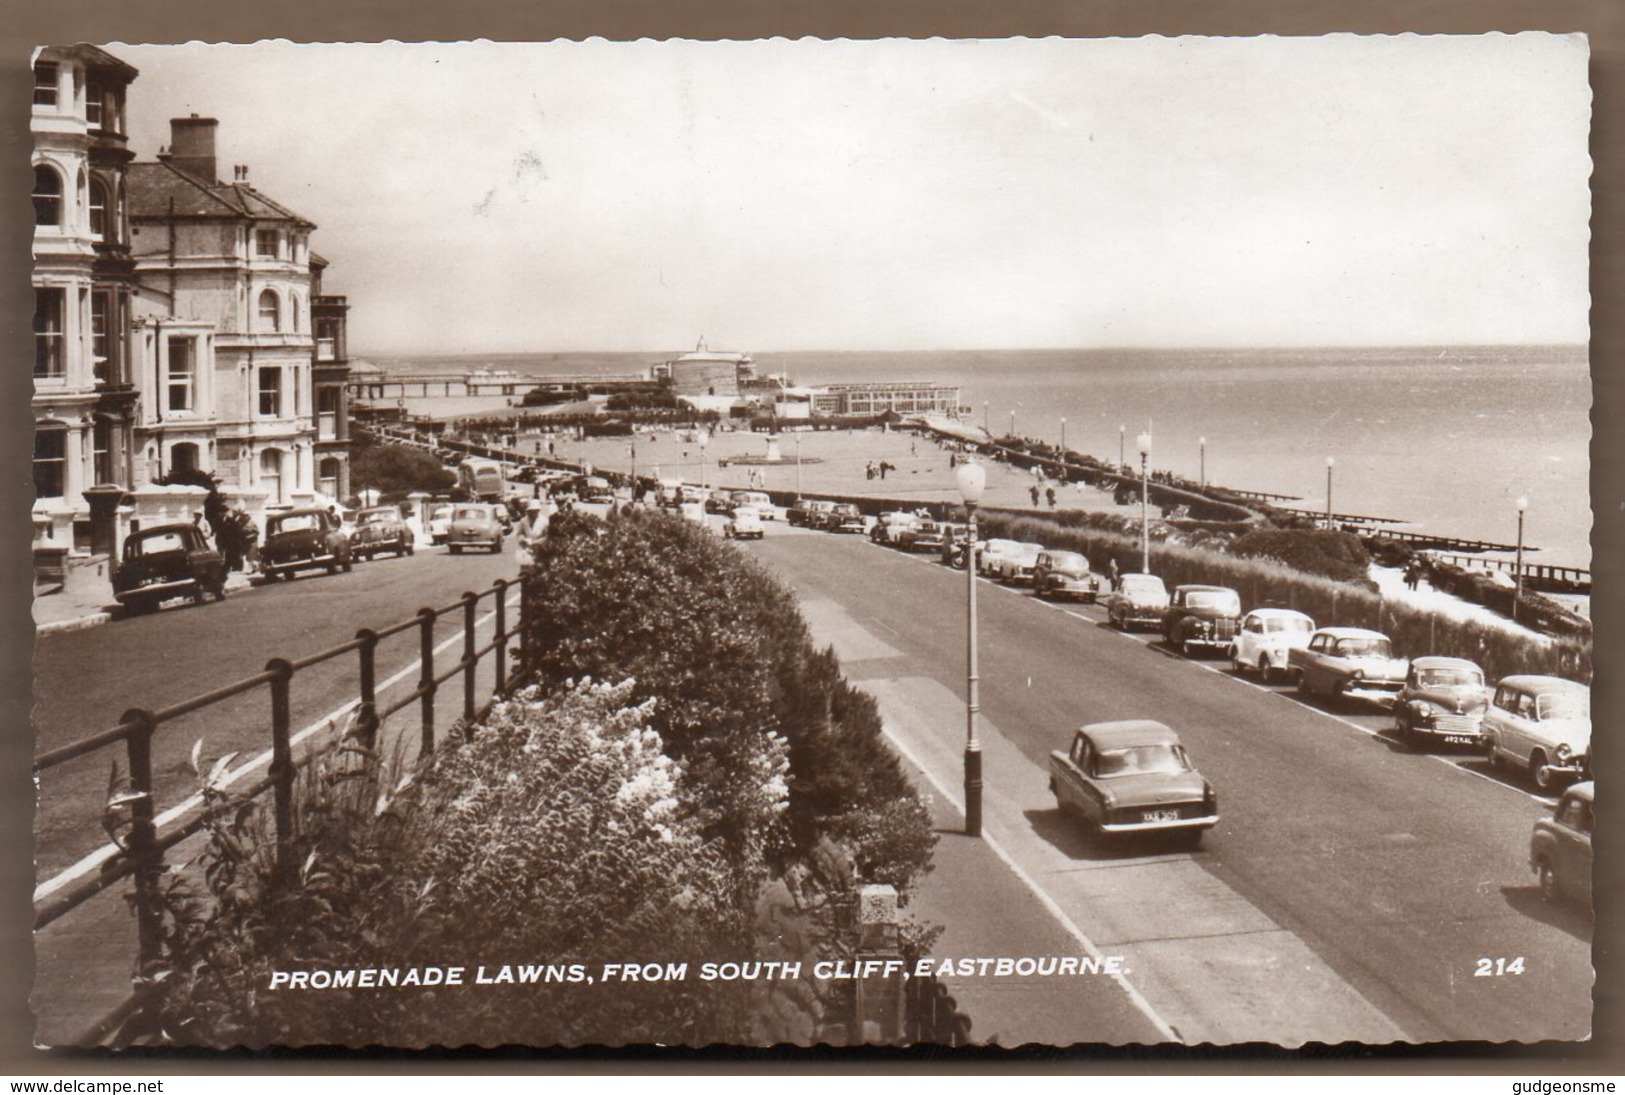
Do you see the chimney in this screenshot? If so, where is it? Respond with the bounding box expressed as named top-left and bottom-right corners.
top-left (169, 115), bottom-right (219, 183)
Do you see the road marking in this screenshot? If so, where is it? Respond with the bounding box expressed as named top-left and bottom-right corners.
top-left (35, 595), bottom-right (521, 904)
top-left (878, 719), bottom-right (1182, 1043)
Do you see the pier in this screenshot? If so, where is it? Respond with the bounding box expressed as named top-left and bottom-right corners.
top-left (349, 370), bottom-right (646, 401)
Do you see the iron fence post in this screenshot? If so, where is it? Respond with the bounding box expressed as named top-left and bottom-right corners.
top-left (120, 708), bottom-right (162, 971)
top-left (266, 658), bottom-right (296, 884)
top-left (355, 628), bottom-right (379, 750)
top-left (492, 580), bottom-right (508, 694)
top-left (418, 607), bottom-right (438, 756)
top-left (462, 591), bottom-right (479, 729)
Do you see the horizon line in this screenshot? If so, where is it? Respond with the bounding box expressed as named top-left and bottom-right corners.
top-left (349, 340), bottom-right (1591, 358)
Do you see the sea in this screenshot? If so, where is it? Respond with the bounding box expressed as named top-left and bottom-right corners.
top-left (361, 345), bottom-right (1594, 570)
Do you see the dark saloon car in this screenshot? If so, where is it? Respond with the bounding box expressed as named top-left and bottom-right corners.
top-left (351, 506), bottom-right (415, 560)
top-left (1032, 550), bottom-right (1100, 602)
top-left (112, 523), bottom-right (227, 613)
top-left (1048, 720), bottom-right (1218, 845)
top-left (822, 502), bottom-right (867, 534)
top-left (260, 508), bottom-right (354, 580)
top-left (1394, 656), bottom-right (1489, 748)
top-left (1162, 585), bottom-right (1243, 656)
top-left (1530, 781), bottom-right (1592, 904)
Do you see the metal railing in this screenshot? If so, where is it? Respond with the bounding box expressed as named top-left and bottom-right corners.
top-left (33, 577), bottom-right (528, 1043)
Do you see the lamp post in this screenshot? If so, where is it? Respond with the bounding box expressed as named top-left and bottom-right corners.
top-left (1137, 432), bottom-right (1152, 573)
top-left (1119, 425), bottom-right (1126, 472)
top-left (1325, 457), bottom-right (1336, 529)
top-left (983, 401), bottom-right (989, 432)
top-left (699, 429), bottom-right (710, 489)
top-left (794, 432), bottom-right (803, 501)
top-left (1514, 496), bottom-right (1529, 622)
top-left (956, 460), bottom-right (987, 838)
top-left (1199, 436), bottom-right (1206, 490)
top-left (1060, 416), bottom-right (1067, 457)
top-left (630, 437), bottom-right (637, 502)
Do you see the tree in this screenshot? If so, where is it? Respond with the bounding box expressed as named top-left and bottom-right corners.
top-left (349, 435), bottom-right (456, 497)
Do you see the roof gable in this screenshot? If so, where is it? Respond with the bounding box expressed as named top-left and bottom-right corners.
top-left (126, 160), bottom-right (315, 228)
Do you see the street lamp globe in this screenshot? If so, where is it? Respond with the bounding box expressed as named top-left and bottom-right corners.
top-left (1517, 496), bottom-right (1529, 513)
top-left (1137, 432), bottom-right (1152, 457)
top-left (956, 461), bottom-right (987, 505)
top-left (1326, 456), bottom-right (1335, 469)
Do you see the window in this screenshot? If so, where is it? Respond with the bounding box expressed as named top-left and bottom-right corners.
top-left (166, 337), bottom-right (195, 411)
top-left (260, 449), bottom-right (284, 504)
top-left (258, 367), bottom-right (283, 417)
top-left (88, 177), bottom-right (108, 239)
top-left (91, 292), bottom-right (110, 382)
top-left (317, 386), bottom-right (340, 441)
top-left (170, 442), bottom-right (199, 475)
top-left (318, 457), bottom-right (341, 500)
top-left (93, 417), bottom-right (114, 486)
top-left (316, 319), bottom-right (339, 361)
top-left (33, 164), bottom-right (63, 227)
top-left (34, 288), bottom-right (66, 378)
top-left (85, 87), bottom-right (102, 127)
top-left (33, 62), bottom-right (57, 107)
top-left (34, 426), bottom-right (67, 499)
top-left (258, 289), bottom-right (280, 331)
top-left (256, 230), bottom-right (278, 258)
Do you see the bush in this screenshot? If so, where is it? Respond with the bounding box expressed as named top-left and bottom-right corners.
top-left (350, 435), bottom-right (456, 496)
top-left (525, 508), bottom-right (935, 889)
top-left (1227, 528), bottom-right (1371, 583)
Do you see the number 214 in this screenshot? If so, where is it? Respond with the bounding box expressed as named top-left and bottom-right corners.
top-left (1475, 957), bottom-right (1526, 977)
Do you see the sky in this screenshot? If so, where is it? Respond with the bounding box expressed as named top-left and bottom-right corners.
top-left (109, 35), bottom-right (1592, 355)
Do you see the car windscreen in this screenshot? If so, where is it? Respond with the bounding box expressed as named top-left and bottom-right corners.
top-left (358, 510), bottom-right (395, 525)
top-left (1537, 691), bottom-right (1590, 721)
top-left (1416, 667), bottom-right (1483, 688)
top-left (129, 532), bottom-right (186, 556)
top-left (1334, 637), bottom-right (1391, 657)
top-left (1093, 744), bottom-right (1192, 778)
top-left (273, 515), bottom-right (319, 534)
top-left (1186, 591), bottom-right (1240, 613)
top-left (1120, 577), bottom-right (1164, 597)
top-left (1265, 616), bottom-right (1313, 634)
top-left (1048, 553), bottom-right (1086, 569)
top-left (453, 507), bottom-right (487, 521)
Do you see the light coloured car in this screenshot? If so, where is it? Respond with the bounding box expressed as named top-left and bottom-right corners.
top-left (985, 541), bottom-right (1044, 584)
top-left (1289, 627), bottom-right (1408, 706)
top-left (1229, 608), bottom-right (1315, 682)
top-left (975, 539), bottom-right (1025, 578)
top-left (679, 500), bottom-right (709, 529)
top-left (446, 503), bottom-right (505, 554)
top-left (427, 503), bottom-right (454, 545)
top-left (1484, 675), bottom-right (1591, 792)
top-left (723, 506), bottom-right (765, 540)
top-left (870, 510), bottom-right (920, 546)
top-left (1105, 573), bottom-right (1170, 631)
top-left (731, 490), bottom-right (776, 519)
top-left (1530, 781), bottom-right (1592, 904)
top-left (1048, 720), bottom-right (1218, 846)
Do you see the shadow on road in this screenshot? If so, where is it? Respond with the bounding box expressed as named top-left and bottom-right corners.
top-left (1024, 806), bottom-right (1202, 862)
top-left (1501, 884), bottom-right (1593, 943)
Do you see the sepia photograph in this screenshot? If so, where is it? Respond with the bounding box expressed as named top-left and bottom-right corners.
top-left (23, 30), bottom-right (1598, 1053)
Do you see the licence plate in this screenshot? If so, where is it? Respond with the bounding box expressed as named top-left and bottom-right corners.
top-left (1143, 809), bottom-right (1180, 824)
top-left (1443, 735), bottom-right (1477, 745)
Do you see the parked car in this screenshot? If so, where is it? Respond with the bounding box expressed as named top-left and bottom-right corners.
top-left (1162, 585), bottom-right (1243, 657)
top-left (679, 500), bottom-right (709, 529)
top-left (723, 506), bottom-right (765, 540)
top-left (577, 475), bottom-right (616, 504)
top-left (1228, 608), bottom-right (1315, 682)
top-left (446, 503), bottom-right (505, 554)
top-left (350, 506), bottom-right (415, 560)
top-left (112, 523), bottom-right (227, 613)
top-left (1289, 627), bottom-right (1408, 705)
top-left (1394, 656), bottom-right (1489, 748)
top-left (1483, 675), bottom-right (1591, 791)
top-left (260, 507), bottom-right (353, 580)
top-left (680, 485), bottom-right (713, 509)
top-left (1048, 720), bottom-right (1218, 845)
top-left (1031, 550), bottom-right (1100, 602)
top-left (1105, 573), bottom-right (1171, 631)
top-left (731, 490), bottom-right (776, 518)
top-left (898, 518), bottom-right (948, 554)
top-left (823, 502), bottom-right (867, 534)
top-left (655, 480), bottom-right (685, 509)
top-left (870, 510), bottom-right (920, 546)
top-left (975, 539), bottom-right (1024, 577)
top-left (1530, 780), bottom-right (1592, 904)
top-left (985, 541), bottom-right (1044, 584)
top-left (787, 499), bottom-right (835, 528)
top-left (427, 503), bottom-right (455, 545)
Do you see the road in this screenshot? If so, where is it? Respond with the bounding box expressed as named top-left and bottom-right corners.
top-left (32, 541), bottom-right (520, 882)
top-left (737, 520), bottom-right (1591, 1045)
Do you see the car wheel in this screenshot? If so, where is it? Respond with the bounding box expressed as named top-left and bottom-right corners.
top-left (343, 558), bottom-right (353, 573)
top-left (1295, 670), bottom-right (1311, 696)
top-left (327, 561), bottom-right (338, 575)
top-left (1531, 751), bottom-right (1558, 792)
top-left (451, 545), bottom-right (462, 555)
top-left (211, 580), bottom-right (227, 603)
top-left (1537, 859), bottom-right (1558, 902)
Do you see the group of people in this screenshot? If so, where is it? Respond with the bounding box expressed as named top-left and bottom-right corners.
top-left (196, 506), bottom-right (261, 575)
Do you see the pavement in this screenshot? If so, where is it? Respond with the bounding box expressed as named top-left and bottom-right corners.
top-left (32, 557), bottom-right (257, 636)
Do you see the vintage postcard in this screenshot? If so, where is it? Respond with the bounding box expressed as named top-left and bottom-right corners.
top-left (26, 34), bottom-right (1593, 1050)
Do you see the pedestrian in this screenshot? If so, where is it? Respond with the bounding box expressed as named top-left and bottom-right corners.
top-left (1107, 556), bottom-right (1121, 589)
top-left (1046, 485), bottom-right (1057, 508)
top-left (1030, 484), bottom-right (1041, 506)
top-left (910, 440), bottom-right (917, 456)
top-left (241, 513), bottom-right (261, 575)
